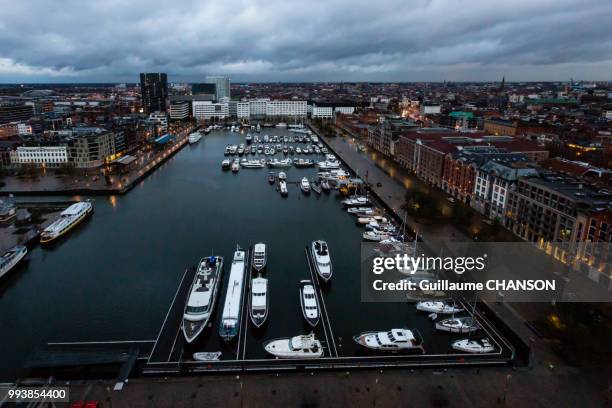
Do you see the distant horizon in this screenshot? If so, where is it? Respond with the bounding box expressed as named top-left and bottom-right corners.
top-left (1, 79), bottom-right (611, 86)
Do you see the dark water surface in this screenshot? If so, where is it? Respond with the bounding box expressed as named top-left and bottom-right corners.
top-left (0, 129), bottom-right (462, 380)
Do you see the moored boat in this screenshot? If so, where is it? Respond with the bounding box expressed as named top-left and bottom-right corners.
top-left (435, 317), bottom-right (480, 333)
top-left (0, 245), bottom-right (27, 280)
top-left (299, 280), bottom-right (320, 327)
top-left (300, 177), bottom-right (311, 193)
top-left (354, 328), bottom-right (424, 353)
top-left (193, 351), bottom-right (222, 361)
top-left (311, 240), bottom-right (332, 281)
top-left (189, 132), bottom-right (202, 144)
top-left (252, 243), bottom-right (267, 272)
top-left (221, 159), bottom-right (231, 170)
top-left (40, 201), bottom-right (93, 244)
top-left (268, 172), bottom-right (276, 184)
top-left (183, 256), bottom-right (224, 343)
top-left (231, 161), bottom-right (240, 172)
top-left (250, 277), bottom-right (268, 328)
top-left (219, 247), bottom-right (246, 342)
top-left (279, 180), bottom-right (288, 196)
top-left (452, 338), bottom-right (495, 353)
top-left (416, 301), bottom-right (464, 314)
top-left (264, 333), bottom-right (323, 359)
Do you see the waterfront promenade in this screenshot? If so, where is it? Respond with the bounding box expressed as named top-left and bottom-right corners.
top-left (65, 363), bottom-right (605, 407)
top-left (0, 125), bottom-right (194, 196)
top-left (310, 126), bottom-right (470, 248)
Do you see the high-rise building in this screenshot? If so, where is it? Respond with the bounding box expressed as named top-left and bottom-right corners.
top-left (192, 83), bottom-right (216, 95)
top-left (139, 73), bottom-right (168, 114)
top-left (205, 76), bottom-right (230, 101)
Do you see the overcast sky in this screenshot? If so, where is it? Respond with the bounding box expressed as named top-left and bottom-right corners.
top-left (1, 0), bottom-right (611, 83)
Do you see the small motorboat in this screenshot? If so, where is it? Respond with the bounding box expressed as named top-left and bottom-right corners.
top-left (300, 177), bottom-right (311, 194)
top-left (299, 280), bottom-right (320, 327)
top-left (346, 206), bottom-right (373, 214)
top-left (250, 277), bottom-right (268, 328)
top-left (320, 180), bottom-right (330, 192)
top-left (224, 146), bottom-right (231, 155)
top-left (452, 338), bottom-right (495, 353)
top-left (221, 159), bottom-right (231, 170)
top-left (279, 180), bottom-right (288, 197)
top-left (264, 333), bottom-right (323, 359)
top-left (311, 240), bottom-right (332, 281)
top-left (416, 301), bottom-right (464, 314)
top-left (278, 171), bottom-right (287, 181)
top-left (435, 317), bottom-right (480, 333)
top-left (193, 351), bottom-right (222, 361)
top-left (252, 243), bottom-right (267, 272)
top-left (312, 183), bottom-right (321, 195)
top-left (342, 196), bottom-right (370, 207)
top-left (231, 161), bottom-right (240, 173)
top-left (354, 328), bottom-right (424, 353)
top-left (268, 172), bottom-right (276, 184)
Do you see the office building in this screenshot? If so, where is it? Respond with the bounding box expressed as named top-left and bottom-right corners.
top-left (205, 76), bottom-right (230, 100)
top-left (0, 103), bottom-right (35, 125)
top-left (192, 101), bottom-right (229, 120)
top-left (140, 73), bottom-right (168, 114)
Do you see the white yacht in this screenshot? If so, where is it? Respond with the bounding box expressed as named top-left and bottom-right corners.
top-left (452, 338), bottom-right (495, 353)
top-left (357, 216), bottom-right (388, 225)
top-left (193, 351), bottom-right (222, 361)
top-left (317, 160), bottom-right (340, 170)
top-left (0, 245), bottom-right (28, 280)
top-left (219, 247), bottom-right (246, 342)
top-left (342, 196), bottom-right (370, 207)
top-left (221, 159), bottom-right (231, 170)
top-left (435, 317), bottom-right (480, 333)
top-left (183, 256), bottom-right (224, 343)
top-left (416, 301), bottom-right (464, 314)
top-left (278, 172), bottom-right (287, 181)
top-left (347, 206), bottom-right (374, 215)
top-left (311, 241), bottom-right (332, 281)
top-left (279, 180), bottom-right (288, 197)
top-left (188, 132), bottom-right (202, 144)
top-left (231, 161), bottom-right (240, 172)
top-left (320, 180), bottom-right (330, 192)
top-left (264, 333), bottom-right (323, 359)
top-left (250, 277), bottom-right (268, 328)
top-left (363, 230), bottom-right (397, 242)
top-left (40, 201), bottom-right (93, 244)
top-left (276, 122), bottom-right (287, 128)
top-left (252, 243), bottom-right (267, 272)
top-left (299, 280), bottom-right (320, 327)
top-left (354, 329), bottom-right (424, 353)
top-left (269, 158), bottom-right (293, 168)
top-left (300, 177), bottom-right (311, 193)
top-left (240, 159), bottom-right (265, 168)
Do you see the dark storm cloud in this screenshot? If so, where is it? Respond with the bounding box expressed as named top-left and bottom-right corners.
top-left (0, 0), bottom-right (611, 81)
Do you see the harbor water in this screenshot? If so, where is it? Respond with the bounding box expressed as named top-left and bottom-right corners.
top-left (0, 129), bottom-right (488, 380)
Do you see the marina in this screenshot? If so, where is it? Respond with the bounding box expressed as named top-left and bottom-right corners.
top-left (0, 128), bottom-right (515, 381)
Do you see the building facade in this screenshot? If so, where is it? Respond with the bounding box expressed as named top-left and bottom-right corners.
top-left (140, 73), bottom-right (168, 114)
top-left (12, 146), bottom-right (68, 168)
top-left (192, 101), bottom-right (229, 120)
top-left (205, 76), bottom-right (230, 101)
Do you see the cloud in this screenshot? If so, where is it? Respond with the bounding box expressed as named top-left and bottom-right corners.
top-left (0, 0), bottom-right (611, 82)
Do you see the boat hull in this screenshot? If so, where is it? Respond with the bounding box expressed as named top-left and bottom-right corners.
top-left (0, 246), bottom-right (28, 280)
top-left (40, 204), bottom-right (93, 245)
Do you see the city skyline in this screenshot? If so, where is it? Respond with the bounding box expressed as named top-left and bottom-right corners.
top-left (1, 0), bottom-right (611, 83)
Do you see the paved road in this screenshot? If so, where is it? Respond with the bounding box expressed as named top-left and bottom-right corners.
top-left (318, 133), bottom-right (471, 248)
